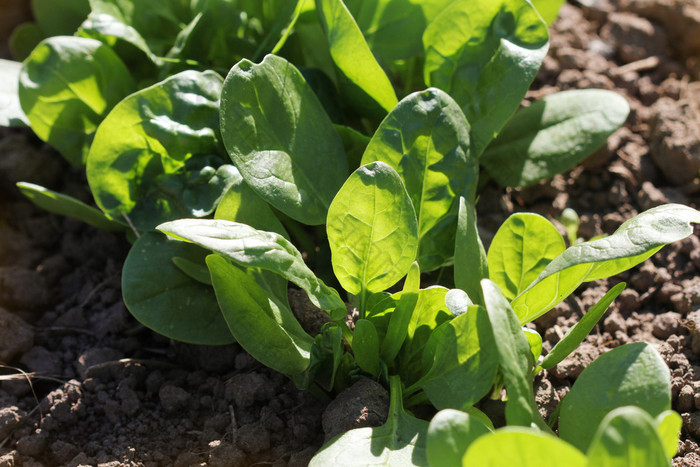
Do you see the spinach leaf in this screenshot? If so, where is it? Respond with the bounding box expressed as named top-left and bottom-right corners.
top-left (327, 162), bottom-right (417, 308)
top-left (16, 182), bottom-right (126, 232)
top-left (423, 0), bottom-right (549, 157)
top-left (158, 219), bottom-right (347, 319)
top-left (10, 23), bottom-right (44, 62)
top-left (315, 0), bottom-right (398, 118)
top-left (309, 375), bottom-right (428, 466)
top-left (481, 279), bottom-right (547, 430)
top-left (415, 305), bottom-right (498, 410)
top-left (122, 232), bottom-right (234, 345)
top-left (426, 409), bottom-right (492, 467)
top-left (462, 427), bottom-right (587, 466)
top-left (353, 319), bottom-right (381, 376)
top-left (33, 0), bottom-right (90, 37)
top-left (207, 254), bottom-right (313, 376)
top-left (487, 212), bottom-right (565, 301)
top-left (558, 342), bottom-right (671, 452)
top-left (220, 54), bottom-right (348, 225)
top-left (538, 282), bottom-right (625, 372)
top-left (454, 196), bottom-right (488, 305)
top-left (587, 406), bottom-right (670, 466)
top-left (361, 88), bottom-right (476, 271)
top-left (381, 261), bottom-right (420, 363)
top-left (0, 59), bottom-right (29, 127)
top-left (398, 286), bottom-right (452, 385)
top-left (87, 70), bottom-right (233, 231)
top-left (481, 89), bottom-right (630, 187)
top-left (656, 410), bottom-right (682, 459)
top-left (214, 167), bottom-right (288, 240)
top-left (512, 204), bottom-right (700, 323)
top-left (19, 36), bottom-right (135, 166)
top-left (531, 0), bottom-right (566, 24)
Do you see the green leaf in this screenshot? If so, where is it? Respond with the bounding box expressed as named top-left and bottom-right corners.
top-left (315, 0), bottom-right (398, 118)
top-left (423, 0), bottom-right (549, 157)
top-left (10, 23), bottom-right (44, 62)
top-left (214, 167), bottom-right (288, 240)
top-left (481, 279), bottom-right (546, 429)
top-left (0, 60), bottom-right (29, 127)
top-left (587, 406), bottom-right (670, 467)
top-left (16, 182), bottom-right (126, 232)
top-left (531, 0), bottom-right (566, 24)
top-left (19, 36), bottom-right (135, 165)
top-left (334, 124), bottom-right (371, 171)
top-left (512, 204), bottom-right (700, 324)
top-left (158, 219), bottom-right (347, 319)
top-left (523, 327), bottom-right (542, 364)
top-left (539, 282), bottom-right (625, 371)
top-left (307, 323), bottom-right (345, 392)
top-left (87, 70), bottom-right (233, 231)
top-left (207, 254), bottom-right (313, 376)
top-left (361, 88), bottom-right (475, 271)
top-left (415, 306), bottom-right (499, 410)
top-left (462, 427), bottom-right (587, 467)
top-left (454, 196), bottom-right (488, 305)
top-left (220, 54), bottom-right (348, 225)
top-left (399, 286), bottom-right (452, 385)
top-left (558, 342), bottom-right (671, 452)
top-left (345, 0), bottom-right (445, 62)
top-left (327, 161), bottom-right (418, 296)
top-left (426, 409), bottom-right (492, 467)
top-left (655, 410), bottom-right (682, 459)
top-left (171, 256), bottom-right (212, 286)
top-left (381, 261), bottom-right (420, 363)
top-left (481, 90), bottom-right (630, 187)
top-left (33, 0), bottom-right (90, 37)
top-left (122, 232), bottom-right (234, 345)
top-left (84, 0), bottom-right (189, 56)
top-left (487, 213), bottom-right (565, 301)
top-left (353, 319), bottom-right (381, 376)
top-left (310, 375), bottom-right (428, 466)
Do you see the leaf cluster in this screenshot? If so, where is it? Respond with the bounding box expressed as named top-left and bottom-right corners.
top-left (0, 0), bottom-right (694, 464)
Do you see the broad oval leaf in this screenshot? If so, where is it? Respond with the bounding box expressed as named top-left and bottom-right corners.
top-left (310, 376), bottom-right (428, 466)
top-left (462, 428), bottom-right (587, 467)
top-left (327, 161), bottom-right (418, 295)
top-left (426, 409), bottom-right (492, 467)
top-left (220, 54), bottom-right (348, 225)
top-left (158, 219), bottom-right (347, 319)
top-left (531, 0), bottom-right (566, 24)
top-left (87, 70), bottom-right (233, 231)
top-left (487, 212), bottom-right (565, 301)
top-left (315, 0), bottom-right (398, 118)
top-left (512, 204), bottom-right (700, 323)
top-left (17, 182), bottom-right (126, 232)
top-left (19, 36), bottom-right (135, 165)
top-left (423, 0), bottom-right (549, 157)
top-left (0, 59), bottom-right (29, 127)
top-left (207, 254), bottom-right (313, 376)
top-left (481, 89), bottom-right (630, 187)
top-left (122, 232), bottom-right (234, 345)
top-left (587, 406), bottom-right (670, 467)
top-left (558, 342), bottom-right (671, 453)
top-left (416, 306), bottom-right (499, 410)
top-left (361, 88), bottom-right (475, 271)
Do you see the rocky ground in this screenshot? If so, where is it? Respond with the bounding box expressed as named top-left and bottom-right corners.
top-left (1, 0), bottom-right (700, 465)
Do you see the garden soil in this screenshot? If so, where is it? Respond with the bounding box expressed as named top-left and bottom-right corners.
top-left (2, 1), bottom-right (700, 465)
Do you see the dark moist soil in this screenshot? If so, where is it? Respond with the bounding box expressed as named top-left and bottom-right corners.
top-left (1, 1), bottom-right (700, 465)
